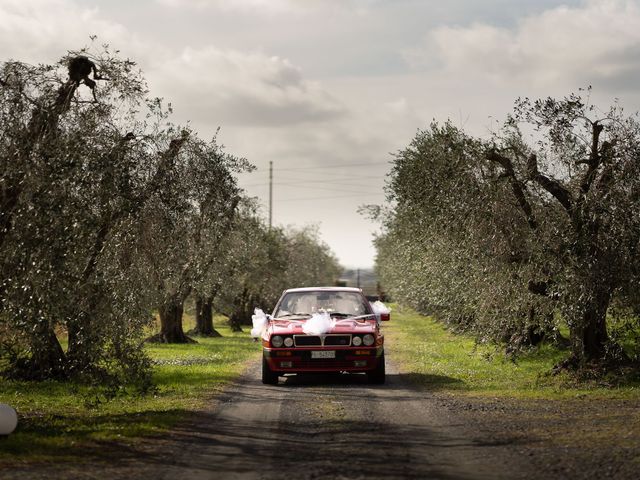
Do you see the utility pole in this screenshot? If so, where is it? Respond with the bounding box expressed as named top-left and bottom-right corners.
top-left (356, 268), bottom-right (360, 289)
top-left (268, 161), bottom-right (273, 229)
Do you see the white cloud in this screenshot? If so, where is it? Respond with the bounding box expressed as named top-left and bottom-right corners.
top-left (0, 0), bottom-right (343, 127)
top-left (0, 0), bottom-right (135, 63)
top-left (157, 0), bottom-right (287, 11)
top-left (147, 46), bottom-right (345, 126)
top-left (156, 0), bottom-right (328, 13)
top-left (410, 0), bottom-right (640, 89)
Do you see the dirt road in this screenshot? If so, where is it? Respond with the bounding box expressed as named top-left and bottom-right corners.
top-left (152, 365), bottom-right (530, 480)
top-left (4, 359), bottom-right (536, 480)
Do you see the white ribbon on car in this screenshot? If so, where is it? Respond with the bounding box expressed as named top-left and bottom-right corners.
top-left (250, 308), bottom-right (270, 338)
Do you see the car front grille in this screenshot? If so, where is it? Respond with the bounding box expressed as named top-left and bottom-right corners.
top-left (294, 335), bottom-right (322, 346)
top-left (293, 334), bottom-right (352, 347)
top-left (324, 335), bottom-right (351, 346)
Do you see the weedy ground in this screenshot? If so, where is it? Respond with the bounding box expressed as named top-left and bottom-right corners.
top-left (0, 315), bottom-right (259, 463)
top-left (386, 306), bottom-right (640, 478)
top-left (385, 305), bottom-right (640, 398)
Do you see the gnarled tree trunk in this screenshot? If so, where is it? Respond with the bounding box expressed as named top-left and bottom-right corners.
top-left (571, 286), bottom-right (611, 362)
top-left (189, 295), bottom-right (221, 337)
top-left (228, 311), bottom-right (244, 333)
top-left (149, 299), bottom-right (196, 343)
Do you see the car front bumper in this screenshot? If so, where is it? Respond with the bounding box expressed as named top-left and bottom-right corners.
top-left (263, 346), bottom-right (383, 373)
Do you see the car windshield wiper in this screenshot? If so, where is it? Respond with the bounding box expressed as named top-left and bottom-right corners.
top-left (329, 312), bottom-right (356, 317)
top-left (277, 313), bottom-right (310, 318)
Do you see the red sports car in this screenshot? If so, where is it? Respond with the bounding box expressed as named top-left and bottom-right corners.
top-left (259, 287), bottom-right (389, 385)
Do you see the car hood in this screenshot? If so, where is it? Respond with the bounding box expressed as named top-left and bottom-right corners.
top-left (268, 318), bottom-right (376, 336)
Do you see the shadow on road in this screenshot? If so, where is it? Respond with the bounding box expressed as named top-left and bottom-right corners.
top-left (2, 370), bottom-right (520, 480)
top-left (280, 371), bottom-right (465, 391)
top-left (64, 413), bottom-right (505, 479)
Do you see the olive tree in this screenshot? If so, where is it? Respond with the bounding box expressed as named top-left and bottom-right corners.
top-left (211, 206), bottom-right (342, 331)
top-left (211, 209), bottom-right (288, 331)
top-left (0, 48), bottom-right (169, 380)
top-left (0, 46), bottom-right (248, 380)
top-left (377, 93), bottom-right (640, 365)
top-left (139, 129), bottom-right (246, 343)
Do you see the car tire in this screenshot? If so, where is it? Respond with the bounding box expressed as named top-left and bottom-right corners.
top-left (367, 351), bottom-right (386, 384)
top-left (262, 356), bottom-right (279, 385)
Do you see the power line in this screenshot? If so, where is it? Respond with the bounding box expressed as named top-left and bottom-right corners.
top-left (275, 161), bottom-right (391, 171)
top-left (242, 174), bottom-right (386, 189)
top-left (274, 192), bottom-right (385, 203)
top-left (241, 160), bottom-right (391, 173)
top-left (273, 174), bottom-right (385, 183)
top-left (275, 184), bottom-right (374, 195)
top-left (242, 180), bottom-right (383, 191)
top-left (245, 173), bottom-right (385, 182)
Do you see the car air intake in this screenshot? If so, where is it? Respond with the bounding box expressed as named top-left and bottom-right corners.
top-left (324, 335), bottom-right (352, 346)
top-left (294, 335), bottom-right (322, 346)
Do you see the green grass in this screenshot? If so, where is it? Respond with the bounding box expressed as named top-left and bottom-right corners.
top-left (0, 315), bottom-right (260, 462)
top-left (386, 305), bottom-right (640, 399)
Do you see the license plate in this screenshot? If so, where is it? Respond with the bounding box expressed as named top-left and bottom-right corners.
top-left (311, 350), bottom-right (335, 359)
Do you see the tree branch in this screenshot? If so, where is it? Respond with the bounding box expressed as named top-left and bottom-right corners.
top-left (486, 150), bottom-right (538, 230)
top-left (579, 121), bottom-right (604, 196)
top-left (136, 132), bottom-right (189, 208)
top-left (526, 153), bottom-right (573, 213)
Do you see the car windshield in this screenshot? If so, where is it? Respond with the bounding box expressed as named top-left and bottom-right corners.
top-left (274, 291), bottom-right (371, 318)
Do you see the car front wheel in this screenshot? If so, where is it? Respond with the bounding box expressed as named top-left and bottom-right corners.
top-left (367, 351), bottom-right (386, 384)
top-left (262, 356), bottom-right (279, 385)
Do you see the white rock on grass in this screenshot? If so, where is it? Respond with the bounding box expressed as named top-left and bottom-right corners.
top-left (0, 403), bottom-right (18, 435)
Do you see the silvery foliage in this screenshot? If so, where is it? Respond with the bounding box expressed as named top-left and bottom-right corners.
top-left (0, 45), bottom-right (246, 381)
top-left (376, 93), bottom-right (640, 360)
top-left (136, 124), bottom-right (249, 331)
top-left (209, 201), bottom-right (342, 327)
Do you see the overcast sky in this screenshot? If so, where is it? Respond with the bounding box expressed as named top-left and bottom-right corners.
top-left (3, 0), bottom-right (640, 268)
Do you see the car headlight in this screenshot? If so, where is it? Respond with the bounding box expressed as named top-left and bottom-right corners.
top-left (271, 335), bottom-right (284, 348)
top-left (284, 337), bottom-right (294, 347)
top-left (363, 334), bottom-right (375, 346)
top-left (352, 336), bottom-right (362, 346)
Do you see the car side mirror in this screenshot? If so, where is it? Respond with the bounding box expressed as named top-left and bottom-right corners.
top-left (380, 313), bottom-right (390, 322)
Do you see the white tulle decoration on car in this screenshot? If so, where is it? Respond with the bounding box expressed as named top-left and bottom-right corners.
top-left (371, 301), bottom-right (391, 324)
top-left (250, 308), bottom-right (269, 338)
top-left (302, 311), bottom-right (333, 336)
top-left (371, 301), bottom-right (391, 315)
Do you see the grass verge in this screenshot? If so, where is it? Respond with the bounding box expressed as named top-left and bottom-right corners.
top-left (0, 316), bottom-right (259, 463)
top-left (385, 305), bottom-right (640, 399)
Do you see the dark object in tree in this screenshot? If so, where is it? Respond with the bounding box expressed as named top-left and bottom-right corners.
top-left (58, 55), bottom-right (104, 105)
top-left (528, 280), bottom-right (550, 297)
top-left (68, 55), bottom-right (102, 89)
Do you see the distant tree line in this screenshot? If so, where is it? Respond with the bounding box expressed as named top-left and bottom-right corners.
top-left (375, 92), bottom-right (640, 367)
top-left (0, 47), bottom-right (341, 384)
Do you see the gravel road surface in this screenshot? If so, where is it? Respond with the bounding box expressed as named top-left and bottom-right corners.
top-left (3, 359), bottom-right (534, 480)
